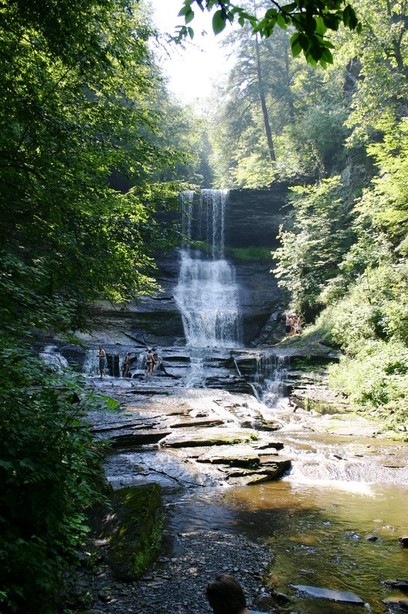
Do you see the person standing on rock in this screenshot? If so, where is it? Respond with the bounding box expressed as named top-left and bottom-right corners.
top-left (123, 352), bottom-right (131, 378)
top-left (145, 348), bottom-right (154, 377)
top-left (152, 348), bottom-right (162, 372)
top-left (98, 345), bottom-right (107, 379)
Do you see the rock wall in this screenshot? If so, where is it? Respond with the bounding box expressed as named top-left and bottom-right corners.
top-left (92, 186), bottom-right (290, 348)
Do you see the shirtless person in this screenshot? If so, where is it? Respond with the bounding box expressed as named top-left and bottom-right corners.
top-left (98, 345), bottom-right (106, 378)
top-left (145, 348), bottom-right (154, 377)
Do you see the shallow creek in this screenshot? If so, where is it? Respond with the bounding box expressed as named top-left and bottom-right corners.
top-left (93, 376), bottom-right (408, 614)
top-left (166, 478), bottom-right (408, 613)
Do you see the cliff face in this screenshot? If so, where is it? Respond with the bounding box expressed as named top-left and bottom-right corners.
top-left (93, 187), bottom-right (289, 348)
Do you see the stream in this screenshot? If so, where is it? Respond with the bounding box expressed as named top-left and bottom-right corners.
top-left (46, 188), bottom-right (408, 613)
top-left (88, 374), bottom-right (408, 614)
top-left (165, 465), bottom-right (408, 613)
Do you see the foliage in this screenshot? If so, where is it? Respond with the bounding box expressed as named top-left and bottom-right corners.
top-left (207, 10), bottom-right (354, 188)
top-left (226, 246), bottom-right (272, 261)
top-left (320, 263), bottom-right (408, 352)
top-left (0, 1), bottom-right (191, 611)
top-left (0, 337), bottom-right (108, 612)
top-left (328, 339), bottom-right (408, 425)
top-left (344, 0), bottom-right (408, 147)
top-left (263, 0), bottom-right (408, 429)
top-left (0, 0), bottom-right (184, 335)
top-left (272, 177), bottom-right (355, 317)
top-left (176, 0), bottom-right (361, 66)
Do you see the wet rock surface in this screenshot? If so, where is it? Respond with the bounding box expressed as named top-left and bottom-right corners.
top-left (65, 375), bottom-right (408, 614)
top-left (66, 383), bottom-right (291, 613)
top-left (86, 386), bottom-right (290, 489)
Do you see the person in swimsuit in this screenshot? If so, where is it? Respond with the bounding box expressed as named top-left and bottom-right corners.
top-left (98, 345), bottom-right (106, 378)
top-left (145, 348), bottom-right (154, 377)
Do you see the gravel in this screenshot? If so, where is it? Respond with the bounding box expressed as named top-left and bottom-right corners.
top-left (67, 525), bottom-right (273, 614)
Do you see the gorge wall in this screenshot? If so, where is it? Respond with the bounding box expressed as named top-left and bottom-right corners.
top-left (91, 186), bottom-right (289, 348)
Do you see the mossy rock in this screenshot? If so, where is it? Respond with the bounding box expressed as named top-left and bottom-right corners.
top-left (107, 484), bottom-right (164, 581)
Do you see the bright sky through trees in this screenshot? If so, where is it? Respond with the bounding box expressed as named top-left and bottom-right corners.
top-left (150, 0), bottom-right (232, 104)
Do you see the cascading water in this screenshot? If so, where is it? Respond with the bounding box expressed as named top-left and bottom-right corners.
top-left (254, 351), bottom-right (288, 407)
top-left (174, 189), bottom-right (241, 350)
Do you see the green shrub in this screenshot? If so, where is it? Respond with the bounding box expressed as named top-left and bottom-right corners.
top-left (314, 262), bottom-right (408, 354)
top-left (0, 337), bottom-right (107, 613)
top-left (328, 339), bottom-right (408, 425)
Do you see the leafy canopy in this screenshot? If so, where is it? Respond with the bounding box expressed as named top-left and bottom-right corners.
top-left (176, 0), bottom-right (361, 66)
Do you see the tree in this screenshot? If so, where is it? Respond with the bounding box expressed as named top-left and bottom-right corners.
top-left (342, 0), bottom-right (408, 146)
top-left (207, 15), bottom-right (351, 187)
top-left (0, 2), bottom-right (188, 609)
top-left (176, 0), bottom-right (361, 66)
top-left (273, 177), bottom-right (355, 317)
top-left (0, 0), bottom-right (184, 335)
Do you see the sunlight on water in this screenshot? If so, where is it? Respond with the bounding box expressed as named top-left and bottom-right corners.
top-left (167, 479), bottom-right (408, 614)
top-left (284, 474), bottom-right (376, 496)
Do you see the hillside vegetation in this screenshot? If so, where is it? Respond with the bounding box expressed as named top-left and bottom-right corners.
top-left (204, 0), bottom-right (407, 431)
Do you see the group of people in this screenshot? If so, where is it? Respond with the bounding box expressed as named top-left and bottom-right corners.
top-left (206, 574), bottom-right (264, 614)
top-left (97, 345), bottom-right (163, 379)
top-left (285, 312), bottom-right (304, 336)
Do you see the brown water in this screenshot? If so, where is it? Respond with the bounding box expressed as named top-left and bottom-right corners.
top-left (168, 458), bottom-right (408, 613)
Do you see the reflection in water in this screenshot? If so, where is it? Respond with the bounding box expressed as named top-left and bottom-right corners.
top-left (168, 480), bottom-right (408, 614)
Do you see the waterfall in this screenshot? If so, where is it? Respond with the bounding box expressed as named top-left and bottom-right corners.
top-left (258, 353), bottom-right (287, 407)
top-left (39, 345), bottom-right (69, 372)
top-left (174, 189), bottom-right (241, 350)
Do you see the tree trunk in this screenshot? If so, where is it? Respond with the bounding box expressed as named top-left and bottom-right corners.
top-left (255, 32), bottom-right (276, 162)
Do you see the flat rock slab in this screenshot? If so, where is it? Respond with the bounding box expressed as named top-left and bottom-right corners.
top-left (225, 460), bottom-right (292, 484)
top-left (197, 444), bottom-right (281, 465)
top-left (169, 417), bottom-right (225, 429)
top-left (110, 429), bottom-right (171, 448)
top-left (290, 585), bottom-right (364, 604)
top-left (161, 427), bottom-right (258, 448)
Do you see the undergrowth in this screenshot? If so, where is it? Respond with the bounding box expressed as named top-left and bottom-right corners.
top-left (0, 336), bottom-right (109, 613)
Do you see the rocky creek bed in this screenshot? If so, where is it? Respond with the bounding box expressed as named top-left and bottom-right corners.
top-left (64, 376), bottom-right (407, 614)
top-left (66, 382), bottom-right (288, 613)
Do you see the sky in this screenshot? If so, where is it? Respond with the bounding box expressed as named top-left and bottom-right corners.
top-left (149, 0), bottom-right (233, 104)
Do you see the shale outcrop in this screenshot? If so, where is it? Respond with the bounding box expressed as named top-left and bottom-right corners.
top-left (86, 386), bottom-right (292, 490)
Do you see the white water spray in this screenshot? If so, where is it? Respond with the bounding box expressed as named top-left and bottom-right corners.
top-left (174, 189), bottom-right (241, 349)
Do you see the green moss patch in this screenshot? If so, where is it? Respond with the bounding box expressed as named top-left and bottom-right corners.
top-left (91, 484), bottom-right (164, 582)
top-left (226, 246), bottom-right (272, 261)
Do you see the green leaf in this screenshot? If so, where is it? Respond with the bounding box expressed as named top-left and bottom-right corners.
top-left (185, 8), bottom-right (194, 24)
top-left (320, 47), bottom-right (333, 65)
top-left (212, 10), bottom-right (227, 35)
top-left (177, 2), bottom-right (193, 17)
top-left (276, 14), bottom-right (288, 29)
top-left (290, 32), bottom-right (302, 56)
top-left (314, 16), bottom-right (327, 37)
top-left (343, 4), bottom-right (358, 29)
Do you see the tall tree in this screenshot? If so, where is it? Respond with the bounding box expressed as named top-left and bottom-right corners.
top-left (0, 0), bottom-right (184, 335)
